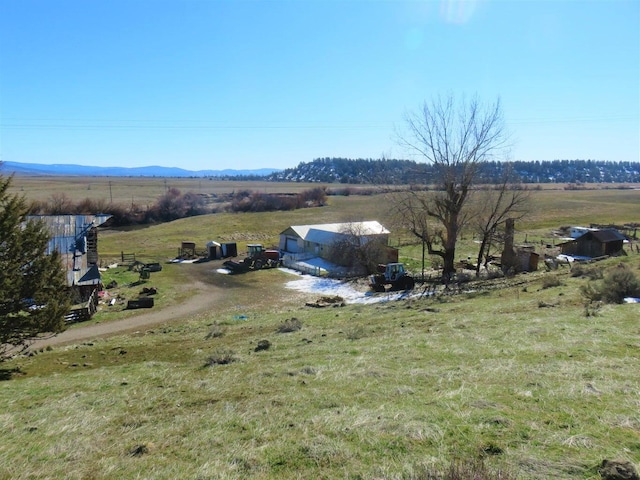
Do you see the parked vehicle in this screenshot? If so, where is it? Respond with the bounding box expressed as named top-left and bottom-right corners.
top-left (223, 244), bottom-right (281, 273)
top-left (369, 263), bottom-right (415, 292)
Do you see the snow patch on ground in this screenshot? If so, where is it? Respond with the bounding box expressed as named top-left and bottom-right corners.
top-left (282, 269), bottom-right (413, 304)
top-left (170, 258), bottom-right (199, 264)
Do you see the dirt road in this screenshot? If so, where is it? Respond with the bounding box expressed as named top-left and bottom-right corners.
top-left (29, 279), bottom-right (223, 350)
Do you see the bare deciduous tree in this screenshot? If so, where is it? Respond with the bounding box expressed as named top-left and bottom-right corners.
top-left (395, 94), bottom-right (509, 278)
top-left (470, 165), bottom-right (530, 276)
top-left (328, 222), bottom-right (390, 275)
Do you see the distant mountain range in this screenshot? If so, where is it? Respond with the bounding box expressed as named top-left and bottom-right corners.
top-left (0, 161), bottom-right (280, 178)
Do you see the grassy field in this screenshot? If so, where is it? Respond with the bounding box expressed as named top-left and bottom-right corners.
top-left (1, 180), bottom-right (639, 479)
top-left (6, 175), bottom-right (326, 206)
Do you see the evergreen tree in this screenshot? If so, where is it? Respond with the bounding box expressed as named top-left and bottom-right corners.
top-left (0, 173), bottom-right (71, 359)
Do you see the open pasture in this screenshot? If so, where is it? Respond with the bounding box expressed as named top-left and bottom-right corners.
top-left (8, 175), bottom-right (639, 228)
top-left (7, 175), bottom-right (323, 206)
top-left (96, 186), bottom-right (639, 267)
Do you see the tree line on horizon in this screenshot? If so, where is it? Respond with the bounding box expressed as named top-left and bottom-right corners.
top-left (257, 158), bottom-right (640, 185)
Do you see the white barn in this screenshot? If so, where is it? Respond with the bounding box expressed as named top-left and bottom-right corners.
top-left (279, 221), bottom-right (390, 257)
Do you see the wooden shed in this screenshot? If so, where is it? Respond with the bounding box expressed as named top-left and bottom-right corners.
top-left (559, 228), bottom-right (626, 258)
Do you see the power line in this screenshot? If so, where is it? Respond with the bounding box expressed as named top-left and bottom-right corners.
top-left (0, 121), bottom-right (391, 131)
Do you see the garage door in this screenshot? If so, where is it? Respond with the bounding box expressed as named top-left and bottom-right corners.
top-left (285, 237), bottom-right (300, 253)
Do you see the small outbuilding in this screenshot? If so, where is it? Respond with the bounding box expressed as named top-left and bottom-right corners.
top-left (207, 241), bottom-right (222, 260)
top-left (220, 242), bottom-right (237, 258)
top-left (559, 228), bottom-right (626, 258)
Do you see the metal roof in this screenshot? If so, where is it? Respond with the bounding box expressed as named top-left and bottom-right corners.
top-left (283, 221), bottom-right (389, 244)
top-left (585, 229), bottom-right (626, 243)
top-left (26, 214), bottom-right (112, 255)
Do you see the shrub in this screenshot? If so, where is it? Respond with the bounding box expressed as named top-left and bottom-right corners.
top-left (402, 457), bottom-right (517, 480)
top-left (580, 282), bottom-right (603, 303)
top-left (345, 325), bottom-right (366, 340)
top-left (571, 264), bottom-right (603, 280)
top-left (600, 264), bottom-right (640, 303)
top-left (205, 322), bottom-right (226, 339)
top-left (541, 275), bottom-right (562, 289)
top-left (454, 272), bottom-right (472, 284)
top-left (204, 349), bottom-right (237, 366)
top-left (584, 301), bottom-right (602, 317)
top-left (276, 317), bottom-right (302, 333)
top-left (254, 339), bottom-right (271, 352)
top-left (581, 264), bottom-right (640, 304)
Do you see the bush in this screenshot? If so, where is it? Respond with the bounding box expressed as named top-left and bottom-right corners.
top-left (204, 349), bottom-right (237, 366)
top-left (402, 457), bottom-right (517, 480)
top-left (571, 264), bottom-right (603, 280)
top-left (228, 188), bottom-right (327, 213)
top-left (601, 265), bottom-right (640, 303)
top-left (205, 322), bottom-right (226, 339)
top-left (541, 275), bottom-right (562, 289)
top-left (345, 326), bottom-right (366, 340)
top-left (581, 264), bottom-right (640, 304)
top-left (580, 282), bottom-right (603, 303)
top-left (276, 317), bottom-right (302, 333)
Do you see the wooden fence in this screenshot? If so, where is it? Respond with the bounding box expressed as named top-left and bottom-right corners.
top-left (121, 252), bottom-right (136, 264)
top-left (65, 288), bottom-right (99, 324)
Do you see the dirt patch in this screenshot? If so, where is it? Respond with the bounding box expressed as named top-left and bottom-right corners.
top-left (29, 263), bottom-right (226, 350)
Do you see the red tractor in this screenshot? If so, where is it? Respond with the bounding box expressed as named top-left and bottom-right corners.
top-left (223, 244), bottom-right (281, 273)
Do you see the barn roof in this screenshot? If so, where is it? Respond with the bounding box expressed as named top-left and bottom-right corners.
top-left (27, 214), bottom-right (112, 255)
top-left (579, 228), bottom-right (626, 243)
top-left (282, 221), bottom-right (389, 243)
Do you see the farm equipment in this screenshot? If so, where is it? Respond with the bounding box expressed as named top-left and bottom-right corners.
top-left (369, 263), bottom-right (415, 292)
top-left (222, 244), bottom-right (281, 274)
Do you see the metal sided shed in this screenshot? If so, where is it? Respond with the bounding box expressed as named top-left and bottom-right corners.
top-left (207, 241), bottom-right (222, 259)
top-left (221, 242), bottom-right (237, 258)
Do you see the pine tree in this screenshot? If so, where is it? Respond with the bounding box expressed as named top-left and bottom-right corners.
top-left (0, 173), bottom-right (71, 359)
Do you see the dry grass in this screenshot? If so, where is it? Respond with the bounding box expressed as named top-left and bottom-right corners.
top-left (3, 259), bottom-right (639, 479)
top-left (7, 176), bottom-right (324, 204)
top-left (1, 181), bottom-right (640, 479)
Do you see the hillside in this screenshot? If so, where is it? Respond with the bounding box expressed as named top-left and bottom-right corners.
top-left (268, 158), bottom-right (640, 184)
top-left (3, 252), bottom-right (640, 479)
top-left (2, 193), bottom-right (640, 479)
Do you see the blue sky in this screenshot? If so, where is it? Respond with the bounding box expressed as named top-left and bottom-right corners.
top-left (1, 0), bottom-right (638, 171)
